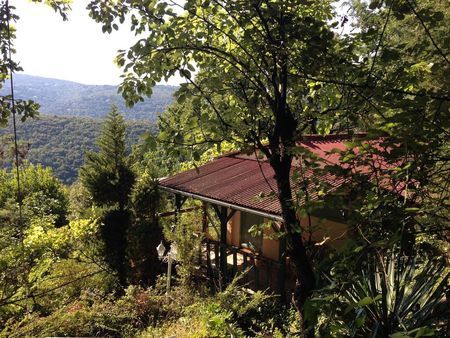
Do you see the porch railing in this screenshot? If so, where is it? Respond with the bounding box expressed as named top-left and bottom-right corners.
top-left (201, 238), bottom-right (288, 297)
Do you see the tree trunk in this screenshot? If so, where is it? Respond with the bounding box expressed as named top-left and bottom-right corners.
top-left (270, 151), bottom-right (316, 338)
top-left (266, 11), bottom-right (315, 334)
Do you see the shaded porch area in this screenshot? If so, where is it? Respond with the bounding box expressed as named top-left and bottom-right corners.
top-left (199, 238), bottom-right (292, 296)
top-left (157, 190), bottom-right (294, 299)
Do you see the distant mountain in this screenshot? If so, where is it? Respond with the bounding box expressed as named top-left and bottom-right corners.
top-left (0, 115), bottom-right (154, 184)
top-left (1, 74), bottom-right (177, 121)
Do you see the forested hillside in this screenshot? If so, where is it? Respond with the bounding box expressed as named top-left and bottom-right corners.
top-left (0, 74), bottom-right (177, 121)
top-left (0, 115), bottom-right (154, 184)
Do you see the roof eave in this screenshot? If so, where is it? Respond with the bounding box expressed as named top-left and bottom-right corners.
top-left (159, 185), bottom-right (284, 222)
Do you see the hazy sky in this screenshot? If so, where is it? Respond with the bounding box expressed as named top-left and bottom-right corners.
top-left (12, 0), bottom-right (182, 86)
top-left (12, 0), bottom-right (347, 87)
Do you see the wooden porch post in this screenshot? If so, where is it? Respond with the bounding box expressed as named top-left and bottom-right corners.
top-left (174, 194), bottom-right (187, 224)
top-left (199, 202), bottom-right (208, 266)
top-left (213, 205), bottom-right (236, 283)
top-left (220, 206), bottom-right (227, 278)
top-left (278, 236), bottom-right (287, 302)
top-left (202, 202), bottom-right (208, 233)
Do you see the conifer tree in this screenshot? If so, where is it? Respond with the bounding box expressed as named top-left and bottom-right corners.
top-left (80, 106), bottom-right (135, 287)
top-left (80, 106), bottom-right (135, 211)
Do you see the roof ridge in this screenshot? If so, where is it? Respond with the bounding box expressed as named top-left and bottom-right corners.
top-left (300, 133), bottom-right (367, 141)
top-left (214, 133), bottom-right (368, 160)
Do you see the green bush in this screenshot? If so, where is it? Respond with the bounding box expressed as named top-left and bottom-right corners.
top-left (3, 270), bottom-right (298, 338)
top-left (2, 286), bottom-right (160, 338)
top-left (141, 275), bottom-right (292, 338)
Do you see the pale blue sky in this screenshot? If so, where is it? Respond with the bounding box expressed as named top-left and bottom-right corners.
top-left (13, 0), bottom-right (182, 86)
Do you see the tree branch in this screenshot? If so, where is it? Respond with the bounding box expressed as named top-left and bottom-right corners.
top-left (406, 0), bottom-right (450, 67)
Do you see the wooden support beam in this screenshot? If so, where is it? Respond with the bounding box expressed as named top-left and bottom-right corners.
top-left (266, 261), bottom-right (272, 289)
top-left (212, 205), bottom-right (236, 283)
top-left (242, 252), bottom-right (248, 284)
top-left (278, 236), bottom-right (287, 302)
top-left (174, 194), bottom-right (187, 223)
top-left (232, 247), bottom-right (237, 276)
top-left (206, 239), bottom-right (212, 276)
top-left (214, 241), bottom-right (220, 271)
top-left (218, 206), bottom-right (228, 281)
top-left (254, 260), bottom-right (259, 290)
top-left (202, 202), bottom-right (208, 233)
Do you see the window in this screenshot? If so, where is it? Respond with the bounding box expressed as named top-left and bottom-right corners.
top-left (240, 212), bottom-right (263, 251)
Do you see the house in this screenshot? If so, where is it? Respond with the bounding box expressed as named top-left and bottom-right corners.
top-left (158, 134), bottom-right (378, 297)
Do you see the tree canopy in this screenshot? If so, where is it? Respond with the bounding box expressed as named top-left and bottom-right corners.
top-left (88, 2), bottom-right (346, 327)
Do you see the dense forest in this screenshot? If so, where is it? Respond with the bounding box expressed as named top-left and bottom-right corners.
top-left (0, 1), bottom-right (449, 337)
top-left (0, 74), bottom-right (177, 121)
top-left (0, 115), bottom-right (155, 184)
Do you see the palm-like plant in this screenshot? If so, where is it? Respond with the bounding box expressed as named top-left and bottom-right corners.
top-left (343, 249), bottom-right (449, 337)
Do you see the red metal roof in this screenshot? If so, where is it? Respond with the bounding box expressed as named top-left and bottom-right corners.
top-left (159, 134), bottom-right (365, 216)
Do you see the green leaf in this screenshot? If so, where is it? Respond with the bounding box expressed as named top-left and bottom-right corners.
top-left (187, 63), bottom-right (195, 71)
top-left (353, 246), bottom-right (364, 253)
top-left (416, 329), bottom-right (434, 337)
top-left (143, 132), bottom-right (157, 150)
top-left (404, 207), bottom-right (420, 213)
top-left (390, 333), bottom-right (412, 338)
top-left (192, 150), bottom-right (200, 161)
top-left (357, 296), bottom-right (374, 307)
top-left (369, 0), bottom-right (380, 10)
top-left (179, 69), bottom-right (191, 79)
top-left (344, 304), bottom-right (354, 315)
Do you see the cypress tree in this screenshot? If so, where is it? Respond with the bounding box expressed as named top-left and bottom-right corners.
top-left (80, 106), bottom-right (134, 211)
top-left (80, 106), bottom-right (135, 287)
